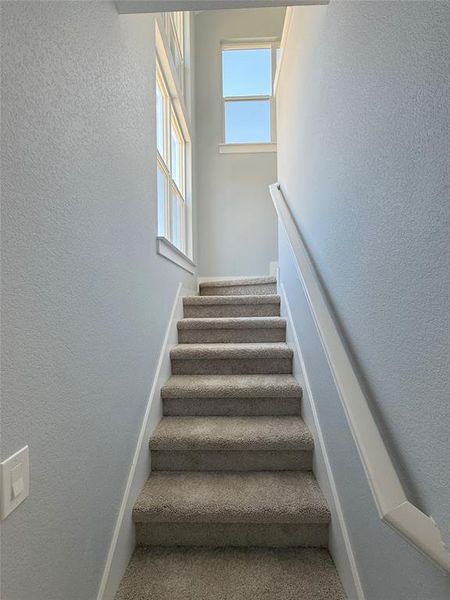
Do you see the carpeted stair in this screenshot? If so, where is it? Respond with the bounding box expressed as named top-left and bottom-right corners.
top-left (115, 276), bottom-right (345, 599)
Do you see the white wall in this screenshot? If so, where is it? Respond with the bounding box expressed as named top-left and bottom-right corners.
top-left (195, 8), bottom-right (284, 278)
top-left (0, 3), bottom-right (195, 599)
top-left (277, 4), bottom-right (450, 600)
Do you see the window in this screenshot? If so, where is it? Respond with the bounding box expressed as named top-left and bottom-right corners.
top-left (155, 12), bottom-right (193, 264)
top-left (221, 41), bottom-right (279, 147)
top-left (163, 12), bottom-right (185, 95)
top-left (156, 63), bottom-right (188, 255)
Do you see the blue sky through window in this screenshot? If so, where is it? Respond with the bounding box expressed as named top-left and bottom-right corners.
top-left (222, 48), bottom-right (272, 143)
top-left (222, 49), bottom-right (271, 97)
top-left (225, 100), bottom-right (271, 143)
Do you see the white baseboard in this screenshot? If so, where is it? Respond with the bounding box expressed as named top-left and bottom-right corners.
top-left (269, 261), bottom-right (279, 277)
top-left (96, 283), bottom-right (196, 600)
top-left (280, 282), bottom-right (365, 600)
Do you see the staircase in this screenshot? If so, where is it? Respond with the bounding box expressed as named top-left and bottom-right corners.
top-left (115, 277), bottom-right (345, 599)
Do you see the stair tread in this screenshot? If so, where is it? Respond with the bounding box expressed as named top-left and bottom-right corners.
top-left (161, 374), bottom-right (302, 399)
top-left (170, 342), bottom-right (292, 360)
top-left (150, 416), bottom-right (313, 451)
top-left (183, 294), bottom-right (280, 305)
top-left (178, 317), bottom-right (286, 330)
top-left (199, 276), bottom-right (276, 289)
top-left (133, 471), bottom-right (330, 524)
top-left (115, 547), bottom-right (346, 600)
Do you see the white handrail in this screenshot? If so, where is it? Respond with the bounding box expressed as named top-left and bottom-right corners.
top-left (269, 182), bottom-right (450, 574)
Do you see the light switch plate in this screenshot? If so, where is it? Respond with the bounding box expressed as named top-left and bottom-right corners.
top-left (0, 445), bottom-right (30, 520)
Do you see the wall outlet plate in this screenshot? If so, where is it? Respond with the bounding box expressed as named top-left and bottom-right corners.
top-left (0, 445), bottom-right (30, 520)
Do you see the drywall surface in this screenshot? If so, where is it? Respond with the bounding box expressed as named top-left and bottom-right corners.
top-left (280, 272), bottom-right (362, 600)
top-left (277, 4), bottom-right (450, 600)
top-left (1, 3), bottom-right (195, 599)
top-left (195, 8), bottom-right (283, 277)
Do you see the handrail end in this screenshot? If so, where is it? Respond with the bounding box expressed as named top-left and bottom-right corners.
top-left (383, 502), bottom-right (450, 574)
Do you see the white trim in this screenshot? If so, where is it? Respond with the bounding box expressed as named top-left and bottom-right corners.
top-left (270, 182), bottom-right (450, 574)
top-left (221, 37), bottom-right (280, 50)
top-left (273, 6), bottom-right (294, 96)
top-left (223, 95), bottom-right (271, 102)
top-left (219, 143), bottom-right (277, 154)
top-left (96, 283), bottom-right (196, 600)
top-left (116, 2), bottom-right (331, 15)
top-left (157, 236), bottom-right (197, 274)
top-left (269, 261), bottom-right (279, 276)
top-left (279, 282), bottom-right (365, 600)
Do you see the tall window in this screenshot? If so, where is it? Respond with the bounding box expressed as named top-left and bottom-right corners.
top-left (222, 41), bottom-right (279, 145)
top-left (163, 12), bottom-right (185, 95)
top-left (156, 64), bottom-right (187, 253)
top-left (156, 11), bottom-right (192, 261)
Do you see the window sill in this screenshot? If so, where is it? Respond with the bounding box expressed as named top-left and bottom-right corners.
top-left (219, 143), bottom-right (277, 154)
top-left (157, 236), bottom-right (196, 274)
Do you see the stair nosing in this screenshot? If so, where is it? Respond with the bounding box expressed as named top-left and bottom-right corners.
top-left (170, 342), bottom-right (293, 361)
top-left (178, 317), bottom-right (286, 330)
top-left (161, 374), bottom-right (303, 399)
top-left (150, 416), bottom-right (314, 451)
top-left (183, 294), bottom-right (280, 306)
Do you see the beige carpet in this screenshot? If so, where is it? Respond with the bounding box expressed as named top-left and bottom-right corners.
top-left (115, 546), bottom-right (346, 600)
top-left (115, 277), bottom-right (345, 598)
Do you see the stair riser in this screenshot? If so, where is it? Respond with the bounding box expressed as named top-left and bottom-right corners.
top-left (171, 358), bottom-right (292, 375)
top-left (163, 397), bottom-right (301, 416)
top-left (183, 304), bottom-right (280, 318)
top-left (178, 328), bottom-right (286, 344)
top-left (151, 450), bottom-right (312, 471)
top-left (135, 522), bottom-right (328, 548)
top-left (201, 283), bottom-right (277, 296)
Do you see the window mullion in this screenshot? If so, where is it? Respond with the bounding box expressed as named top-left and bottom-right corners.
top-left (270, 44), bottom-right (277, 142)
top-left (181, 194), bottom-right (186, 254)
top-left (165, 98), bottom-right (172, 241)
top-left (165, 98), bottom-right (171, 171)
top-left (223, 95), bottom-right (270, 102)
top-left (169, 13), bottom-right (184, 58)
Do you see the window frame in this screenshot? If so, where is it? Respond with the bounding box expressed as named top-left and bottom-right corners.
top-left (156, 62), bottom-right (188, 255)
top-left (155, 15), bottom-right (193, 262)
top-left (163, 12), bottom-right (185, 96)
top-left (220, 39), bottom-right (280, 153)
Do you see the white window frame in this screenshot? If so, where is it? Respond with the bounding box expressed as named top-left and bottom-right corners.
top-left (220, 39), bottom-right (279, 154)
top-left (163, 11), bottom-right (185, 96)
top-left (155, 15), bottom-right (194, 265)
top-left (156, 62), bottom-right (189, 256)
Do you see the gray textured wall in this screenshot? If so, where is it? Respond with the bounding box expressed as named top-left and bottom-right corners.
top-left (195, 8), bottom-right (284, 277)
top-left (1, 3), bottom-right (194, 599)
top-left (277, 3), bottom-right (450, 599)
